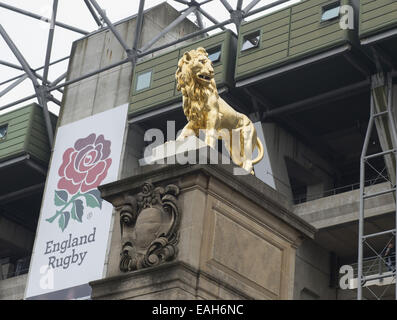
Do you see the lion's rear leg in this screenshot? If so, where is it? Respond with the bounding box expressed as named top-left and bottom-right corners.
top-left (242, 124), bottom-right (255, 174)
top-left (229, 130), bottom-right (243, 167)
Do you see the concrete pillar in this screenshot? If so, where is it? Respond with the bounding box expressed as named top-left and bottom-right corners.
top-left (90, 159), bottom-right (316, 300)
top-left (261, 122), bottom-right (335, 202)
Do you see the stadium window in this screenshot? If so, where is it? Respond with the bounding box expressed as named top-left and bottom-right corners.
top-left (136, 70), bottom-right (152, 91)
top-left (207, 46), bottom-right (222, 63)
top-left (321, 2), bottom-right (340, 22)
top-left (241, 31), bottom-right (260, 52)
top-left (0, 124), bottom-right (8, 140)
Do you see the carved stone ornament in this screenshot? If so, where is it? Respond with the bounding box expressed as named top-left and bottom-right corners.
top-left (118, 182), bottom-right (181, 272)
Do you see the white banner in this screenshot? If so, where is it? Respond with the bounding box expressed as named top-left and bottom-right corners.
top-left (25, 104), bottom-right (128, 299)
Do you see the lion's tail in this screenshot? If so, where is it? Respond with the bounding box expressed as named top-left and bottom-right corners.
top-left (252, 137), bottom-right (264, 165)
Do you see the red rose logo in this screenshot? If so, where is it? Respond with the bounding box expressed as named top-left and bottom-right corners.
top-left (47, 133), bottom-right (111, 231)
top-left (57, 133), bottom-right (112, 194)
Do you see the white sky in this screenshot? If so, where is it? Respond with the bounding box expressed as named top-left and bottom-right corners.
top-left (0, 0), bottom-right (298, 115)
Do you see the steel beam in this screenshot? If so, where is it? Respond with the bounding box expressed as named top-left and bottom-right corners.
top-left (0, 60), bottom-right (24, 71)
top-left (194, 8), bottom-right (204, 29)
top-left (33, 71), bottom-right (64, 94)
top-left (0, 25), bottom-right (40, 87)
top-left (50, 58), bottom-right (130, 92)
top-left (174, 0), bottom-right (191, 5)
top-left (130, 0), bottom-right (145, 65)
top-left (48, 95), bottom-right (62, 106)
top-left (385, 73), bottom-right (397, 302)
top-left (1, 0), bottom-right (299, 108)
top-left (0, 74), bottom-right (28, 98)
top-left (243, 0), bottom-right (261, 13)
top-left (140, 18), bottom-right (233, 56)
top-left (49, 16), bottom-right (227, 92)
top-left (0, 25), bottom-right (54, 146)
top-left (219, 0), bottom-right (234, 13)
top-left (48, 17), bottom-right (232, 92)
top-left (50, 72), bottom-right (67, 87)
top-left (0, 2), bottom-right (89, 35)
top-left (42, 0), bottom-right (58, 85)
top-left (237, 0), bottom-right (243, 11)
top-left (197, 7), bottom-right (226, 30)
top-left (244, 0), bottom-right (292, 17)
top-left (358, 93), bottom-right (375, 300)
top-left (363, 229), bottom-right (396, 240)
top-left (0, 93), bottom-right (37, 111)
top-left (140, 5), bottom-right (196, 52)
top-left (197, 0), bottom-right (214, 5)
top-left (0, 56), bottom-right (69, 87)
top-left (83, 0), bottom-right (103, 28)
top-left (88, 0), bottom-right (132, 57)
top-left (364, 149), bottom-right (396, 160)
top-left (36, 88), bottom-right (55, 147)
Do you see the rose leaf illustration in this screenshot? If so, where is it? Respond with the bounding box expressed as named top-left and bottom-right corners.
top-left (59, 211), bottom-right (70, 232)
top-left (83, 190), bottom-right (103, 209)
top-left (71, 199), bottom-right (84, 223)
top-left (54, 190), bottom-right (68, 206)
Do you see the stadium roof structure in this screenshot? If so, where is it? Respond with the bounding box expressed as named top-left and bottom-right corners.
top-left (0, 0), bottom-right (295, 148)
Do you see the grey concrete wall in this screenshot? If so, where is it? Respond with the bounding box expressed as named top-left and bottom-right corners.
top-left (59, 2), bottom-right (198, 127)
top-left (0, 274), bottom-right (27, 300)
top-left (294, 182), bottom-right (394, 229)
top-left (120, 124), bottom-right (146, 179)
top-left (261, 122), bottom-right (336, 201)
top-left (294, 239), bottom-right (337, 300)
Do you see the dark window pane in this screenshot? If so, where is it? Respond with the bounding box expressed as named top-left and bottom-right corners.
top-left (207, 46), bottom-right (222, 62)
top-left (241, 31), bottom-right (260, 52)
top-left (0, 124), bottom-right (8, 140)
top-left (321, 3), bottom-right (340, 22)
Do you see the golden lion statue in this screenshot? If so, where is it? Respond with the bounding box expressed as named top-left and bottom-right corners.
top-left (175, 47), bottom-right (264, 174)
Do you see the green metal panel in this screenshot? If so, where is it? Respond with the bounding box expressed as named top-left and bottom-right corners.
top-left (25, 104), bottom-right (57, 164)
top-left (129, 30), bottom-right (236, 116)
top-left (235, 0), bottom-right (354, 81)
top-left (0, 105), bottom-right (32, 162)
top-left (0, 103), bottom-right (56, 165)
top-left (359, 0), bottom-right (397, 39)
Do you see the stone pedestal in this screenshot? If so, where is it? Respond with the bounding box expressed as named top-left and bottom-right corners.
top-left (90, 149), bottom-right (316, 300)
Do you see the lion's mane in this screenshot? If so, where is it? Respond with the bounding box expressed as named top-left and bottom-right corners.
top-left (175, 47), bottom-right (219, 125)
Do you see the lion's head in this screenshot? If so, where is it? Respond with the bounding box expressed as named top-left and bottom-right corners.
top-left (175, 47), bottom-right (218, 98)
top-left (175, 48), bottom-right (219, 123)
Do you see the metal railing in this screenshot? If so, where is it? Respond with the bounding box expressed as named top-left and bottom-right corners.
top-left (0, 267), bottom-right (29, 281)
top-left (349, 254), bottom-right (396, 279)
top-left (294, 177), bottom-right (389, 204)
top-left (0, 257), bottom-right (30, 281)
